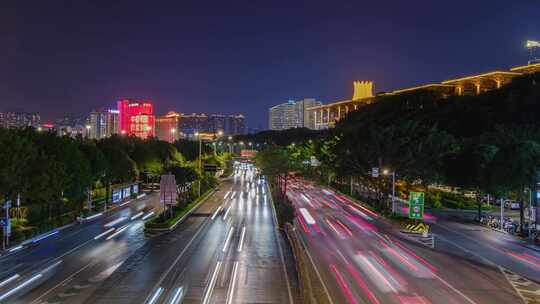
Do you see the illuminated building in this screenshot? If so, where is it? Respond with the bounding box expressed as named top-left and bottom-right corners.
top-left (0, 111), bottom-right (41, 129)
top-left (176, 113), bottom-right (245, 136)
top-left (117, 99), bottom-right (155, 138)
top-left (87, 108), bottom-right (119, 139)
top-left (309, 61), bottom-right (540, 129)
top-left (156, 111), bottom-right (181, 142)
top-left (268, 99), bottom-right (322, 130)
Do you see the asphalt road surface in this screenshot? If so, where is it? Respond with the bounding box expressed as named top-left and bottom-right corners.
top-left (287, 178), bottom-right (528, 304)
top-left (83, 165), bottom-right (293, 304)
top-left (0, 192), bottom-right (161, 304)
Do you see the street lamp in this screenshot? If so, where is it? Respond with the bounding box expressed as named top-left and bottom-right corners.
top-left (383, 169), bottom-right (396, 214)
top-left (170, 128), bottom-right (176, 142)
top-left (195, 132), bottom-right (202, 197)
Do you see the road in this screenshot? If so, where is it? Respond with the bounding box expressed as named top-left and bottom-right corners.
top-left (287, 178), bottom-right (527, 304)
top-left (83, 165), bottom-right (294, 304)
top-left (0, 193), bottom-right (161, 304)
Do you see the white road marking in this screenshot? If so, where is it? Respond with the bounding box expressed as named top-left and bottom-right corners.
top-left (237, 226), bottom-right (246, 252)
top-left (94, 228), bottom-right (115, 240)
top-left (105, 225), bottom-right (129, 240)
top-left (211, 206), bottom-right (223, 220)
top-left (222, 227), bottom-right (235, 252)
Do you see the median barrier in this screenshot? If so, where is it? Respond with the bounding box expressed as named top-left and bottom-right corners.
top-left (284, 223), bottom-right (332, 304)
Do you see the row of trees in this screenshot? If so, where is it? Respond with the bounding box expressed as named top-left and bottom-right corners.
top-left (249, 71), bottom-right (540, 233)
top-left (0, 128), bottom-right (228, 235)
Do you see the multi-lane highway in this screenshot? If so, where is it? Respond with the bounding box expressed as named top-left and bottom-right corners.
top-left (287, 178), bottom-right (529, 304)
top-left (83, 164), bottom-right (294, 304)
top-left (0, 193), bottom-right (160, 304)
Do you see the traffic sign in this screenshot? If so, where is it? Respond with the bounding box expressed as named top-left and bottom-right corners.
top-left (408, 191), bottom-right (424, 219)
top-left (371, 167), bottom-right (379, 178)
top-left (0, 218), bottom-right (7, 227)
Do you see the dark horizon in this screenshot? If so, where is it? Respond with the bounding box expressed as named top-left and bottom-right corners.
top-left (1, 0), bottom-right (539, 128)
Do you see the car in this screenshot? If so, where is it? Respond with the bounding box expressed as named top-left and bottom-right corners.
top-left (504, 200), bottom-right (520, 210)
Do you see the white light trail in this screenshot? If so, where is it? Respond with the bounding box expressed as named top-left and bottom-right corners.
top-left (222, 227), bottom-right (235, 252)
top-left (104, 217), bottom-right (127, 227)
top-left (202, 261), bottom-right (222, 304)
top-left (0, 274), bottom-right (42, 301)
top-left (237, 226), bottom-right (246, 252)
top-left (223, 205), bottom-right (232, 220)
top-left (224, 191), bottom-right (231, 199)
top-left (8, 245), bottom-right (23, 253)
top-left (299, 208), bottom-right (316, 225)
top-left (226, 261), bottom-right (240, 304)
top-left (146, 287), bottom-right (164, 304)
top-left (94, 228), bottom-right (116, 240)
top-left (105, 225), bottom-right (129, 240)
top-left (211, 206), bottom-right (223, 220)
top-left (130, 211), bottom-right (144, 221)
top-left (118, 200), bottom-right (133, 207)
top-left (142, 211), bottom-right (155, 221)
top-left (85, 212), bottom-right (103, 221)
top-left (169, 286), bottom-right (184, 304)
top-left (0, 274), bottom-right (19, 288)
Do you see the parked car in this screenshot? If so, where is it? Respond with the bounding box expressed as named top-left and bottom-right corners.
top-left (504, 200), bottom-right (520, 210)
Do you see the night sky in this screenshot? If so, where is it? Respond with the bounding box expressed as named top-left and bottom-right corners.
top-left (1, 1), bottom-right (539, 129)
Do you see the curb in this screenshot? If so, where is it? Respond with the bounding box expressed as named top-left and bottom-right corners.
top-left (145, 188), bottom-right (217, 233)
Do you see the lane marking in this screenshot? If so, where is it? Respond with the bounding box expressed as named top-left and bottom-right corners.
top-left (226, 261), bottom-right (239, 304)
top-left (8, 245), bottom-right (23, 253)
top-left (237, 226), bottom-right (246, 252)
top-left (202, 261), bottom-right (222, 304)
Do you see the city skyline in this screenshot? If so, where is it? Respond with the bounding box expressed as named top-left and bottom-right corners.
top-left (2, 1), bottom-right (538, 128)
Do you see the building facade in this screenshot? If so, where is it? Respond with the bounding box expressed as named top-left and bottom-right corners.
top-left (87, 109), bottom-right (119, 139)
top-left (156, 111), bottom-right (181, 142)
top-left (268, 98), bottom-right (321, 130)
top-left (117, 99), bottom-right (155, 138)
top-left (0, 111), bottom-right (41, 129)
top-left (308, 62), bottom-right (540, 129)
top-left (177, 113), bottom-right (245, 136)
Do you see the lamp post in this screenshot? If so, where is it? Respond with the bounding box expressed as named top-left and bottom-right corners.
top-left (195, 132), bottom-right (202, 197)
top-left (170, 128), bottom-right (176, 142)
top-left (85, 125), bottom-right (91, 138)
top-left (383, 169), bottom-right (396, 214)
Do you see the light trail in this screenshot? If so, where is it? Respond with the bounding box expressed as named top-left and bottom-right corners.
top-left (8, 245), bottom-right (23, 253)
top-left (211, 206), bottom-right (223, 220)
top-left (146, 287), bottom-right (164, 304)
top-left (142, 211), bottom-right (155, 221)
top-left (237, 226), bottom-right (246, 252)
top-left (130, 211), bottom-right (144, 220)
top-left (85, 212), bottom-right (103, 221)
top-left (0, 274), bottom-right (20, 288)
top-left (202, 261), bottom-right (222, 304)
top-left (94, 228), bottom-right (116, 240)
top-left (299, 208), bottom-right (316, 225)
top-left (169, 286), bottom-right (184, 304)
top-left (104, 217), bottom-right (127, 228)
top-left (105, 225), bottom-right (129, 240)
top-left (223, 205), bottom-right (233, 220)
top-left (226, 261), bottom-right (240, 304)
top-left (0, 273), bottom-right (42, 301)
top-left (222, 227), bottom-right (235, 252)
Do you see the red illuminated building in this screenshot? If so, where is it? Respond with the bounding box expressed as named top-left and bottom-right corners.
top-left (117, 99), bottom-right (155, 138)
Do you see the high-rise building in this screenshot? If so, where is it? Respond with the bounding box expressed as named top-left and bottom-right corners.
top-left (269, 100), bottom-right (297, 130)
top-left (268, 99), bottom-right (321, 130)
top-left (87, 109), bottom-right (119, 139)
top-left (225, 114), bottom-right (246, 135)
top-left (179, 113), bottom-right (210, 135)
top-left (296, 98), bottom-right (322, 129)
top-left (0, 111), bottom-right (41, 129)
top-left (117, 99), bottom-right (155, 138)
top-left (156, 111), bottom-right (181, 142)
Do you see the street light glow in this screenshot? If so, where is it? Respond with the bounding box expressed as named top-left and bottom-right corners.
top-left (383, 169), bottom-right (389, 175)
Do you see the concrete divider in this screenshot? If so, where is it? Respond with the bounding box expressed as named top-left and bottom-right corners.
top-left (284, 223), bottom-right (333, 304)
